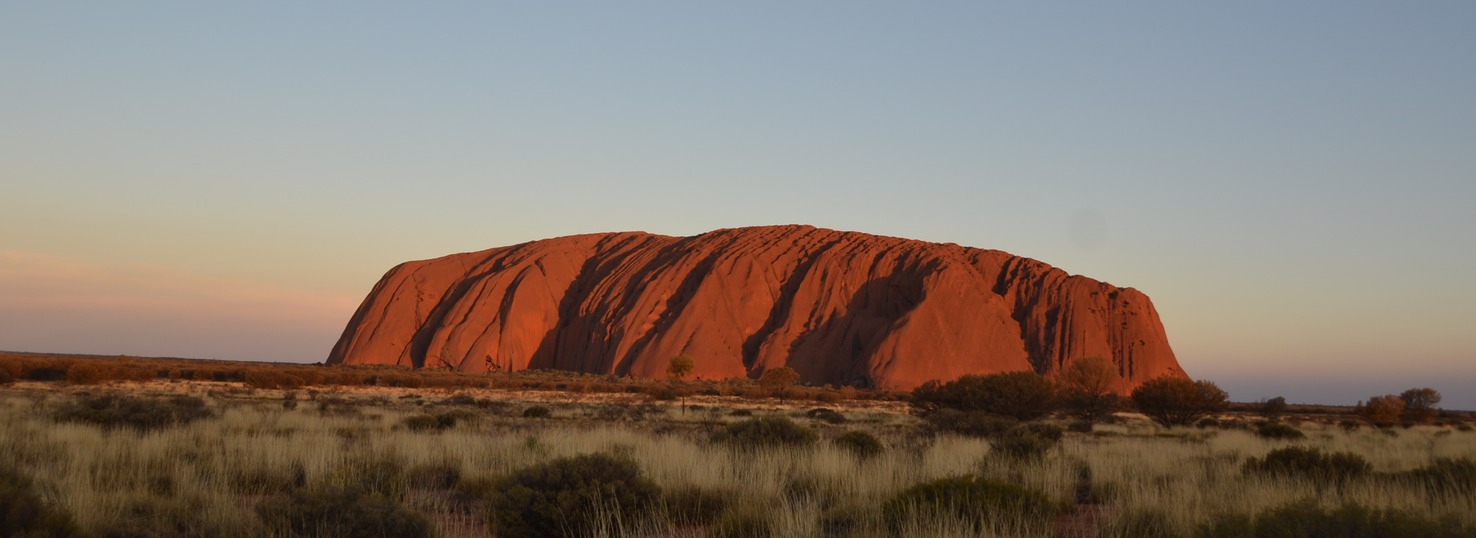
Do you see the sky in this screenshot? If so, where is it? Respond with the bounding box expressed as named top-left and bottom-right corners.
top-left (2, 2), bottom-right (1473, 409)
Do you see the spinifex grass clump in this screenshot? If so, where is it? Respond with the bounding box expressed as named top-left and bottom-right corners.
top-left (256, 485), bottom-right (430, 538)
top-left (711, 416), bottom-right (818, 449)
top-left (51, 393), bottom-right (212, 431)
top-left (0, 465), bottom-right (85, 538)
top-left (1254, 421), bottom-right (1306, 440)
top-left (1242, 446), bottom-right (1371, 485)
top-left (1200, 499), bottom-right (1476, 538)
top-left (833, 430), bottom-right (886, 460)
top-left (882, 475), bottom-right (1059, 532)
top-left (993, 423), bottom-right (1065, 461)
top-left (485, 452), bottom-right (661, 538)
top-left (1392, 457), bottom-right (1476, 497)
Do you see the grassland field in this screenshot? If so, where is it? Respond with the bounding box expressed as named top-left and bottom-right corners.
top-left (2, 352), bottom-right (1474, 538)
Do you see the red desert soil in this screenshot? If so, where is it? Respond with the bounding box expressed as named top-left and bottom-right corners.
top-left (330, 225), bottom-right (1187, 392)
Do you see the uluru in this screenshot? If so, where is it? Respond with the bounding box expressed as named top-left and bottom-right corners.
top-left (327, 225), bottom-right (1187, 391)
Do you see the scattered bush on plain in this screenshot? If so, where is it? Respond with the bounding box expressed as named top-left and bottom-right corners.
top-left (1254, 421), bottom-right (1306, 440)
top-left (1130, 377), bottom-right (1228, 428)
top-left (0, 465), bottom-right (86, 538)
top-left (882, 475), bottom-right (1058, 530)
top-left (1056, 357), bottom-right (1121, 423)
top-left (991, 423), bottom-right (1064, 461)
top-left (485, 453), bottom-right (660, 538)
top-left (1200, 499), bottom-right (1476, 538)
top-left (256, 485), bottom-right (430, 538)
top-left (833, 430), bottom-right (886, 460)
top-left (51, 393), bottom-right (213, 431)
top-left (1242, 446), bottom-right (1371, 485)
top-left (711, 416), bottom-right (818, 449)
top-left (912, 371), bottom-right (1056, 421)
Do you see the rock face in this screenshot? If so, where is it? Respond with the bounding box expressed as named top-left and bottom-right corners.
top-left (328, 226), bottom-right (1187, 391)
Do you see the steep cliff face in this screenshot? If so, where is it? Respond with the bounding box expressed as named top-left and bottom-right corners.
top-left (327, 226), bottom-right (1187, 391)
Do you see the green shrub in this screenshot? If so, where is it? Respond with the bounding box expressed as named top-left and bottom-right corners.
top-left (806, 408), bottom-right (847, 424)
top-left (522, 405), bottom-right (551, 418)
top-left (711, 417), bottom-right (818, 449)
top-left (401, 411), bottom-right (470, 432)
top-left (0, 465), bottom-right (86, 538)
top-left (52, 394), bottom-right (213, 431)
top-left (486, 453), bottom-right (660, 538)
top-left (1392, 457), bottom-right (1476, 497)
top-left (661, 486), bottom-right (730, 526)
top-left (921, 409), bottom-right (1019, 438)
top-left (1200, 499), bottom-right (1476, 538)
top-left (1243, 447), bottom-right (1370, 485)
top-left (1131, 377), bottom-right (1229, 428)
top-left (406, 462), bottom-right (461, 490)
top-left (912, 372), bottom-right (1056, 420)
top-left (882, 475), bottom-right (1058, 530)
top-left (991, 425), bottom-right (1062, 461)
top-left (1254, 421), bottom-right (1306, 440)
top-left (833, 430), bottom-right (885, 460)
top-left (256, 485), bottom-right (430, 538)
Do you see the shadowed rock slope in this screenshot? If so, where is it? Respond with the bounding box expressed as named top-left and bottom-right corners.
top-left (328, 226), bottom-right (1187, 391)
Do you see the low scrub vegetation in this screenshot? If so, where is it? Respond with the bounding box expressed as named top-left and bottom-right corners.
top-left (51, 393), bottom-right (212, 431)
top-left (711, 416), bottom-right (818, 449)
top-left (1242, 446), bottom-right (1372, 485)
top-left (486, 453), bottom-right (660, 538)
top-left (2, 357), bottom-right (1474, 538)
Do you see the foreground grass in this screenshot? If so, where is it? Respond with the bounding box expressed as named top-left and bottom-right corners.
top-left (2, 385), bottom-right (1473, 537)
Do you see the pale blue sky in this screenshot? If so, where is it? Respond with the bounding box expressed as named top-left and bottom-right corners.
top-left (2, 2), bottom-right (1473, 408)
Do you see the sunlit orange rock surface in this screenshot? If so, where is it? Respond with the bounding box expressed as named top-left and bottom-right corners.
top-left (328, 226), bottom-right (1187, 391)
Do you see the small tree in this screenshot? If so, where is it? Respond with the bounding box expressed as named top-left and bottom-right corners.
top-left (1399, 388), bottom-right (1441, 423)
top-left (667, 354), bottom-right (695, 381)
top-left (1259, 396), bottom-right (1288, 422)
top-left (1130, 377), bottom-right (1228, 428)
top-left (758, 367), bottom-right (800, 399)
top-left (667, 354), bottom-right (696, 412)
top-left (912, 371), bottom-right (1056, 421)
top-left (1057, 357), bottom-right (1121, 422)
top-left (1359, 395), bottom-right (1405, 427)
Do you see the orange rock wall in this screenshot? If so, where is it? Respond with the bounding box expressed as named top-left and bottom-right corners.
top-left (327, 226), bottom-right (1187, 391)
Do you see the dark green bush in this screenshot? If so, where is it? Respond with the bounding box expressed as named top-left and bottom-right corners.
top-left (833, 430), bottom-right (885, 460)
top-left (1243, 447), bottom-right (1370, 485)
top-left (1254, 421), bottom-right (1306, 440)
top-left (486, 453), bottom-right (660, 538)
top-left (406, 462), bottom-right (461, 490)
top-left (1391, 458), bottom-right (1476, 497)
top-left (711, 417), bottom-right (818, 449)
top-left (0, 465), bottom-right (86, 538)
top-left (921, 409), bottom-right (1019, 438)
top-left (805, 408), bottom-right (846, 424)
top-left (522, 405), bottom-right (551, 418)
top-left (1131, 377), bottom-right (1229, 428)
top-left (912, 372), bottom-right (1056, 421)
top-left (882, 475), bottom-right (1058, 530)
top-left (52, 394), bottom-right (213, 431)
top-left (0, 368), bottom-right (14, 385)
top-left (661, 486), bottom-right (730, 526)
top-left (992, 425), bottom-right (1062, 461)
top-left (401, 411), bottom-right (470, 432)
top-left (256, 485), bottom-right (430, 538)
top-left (1200, 499), bottom-right (1475, 538)
top-left (728, 408), bottom-right (753, 417)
